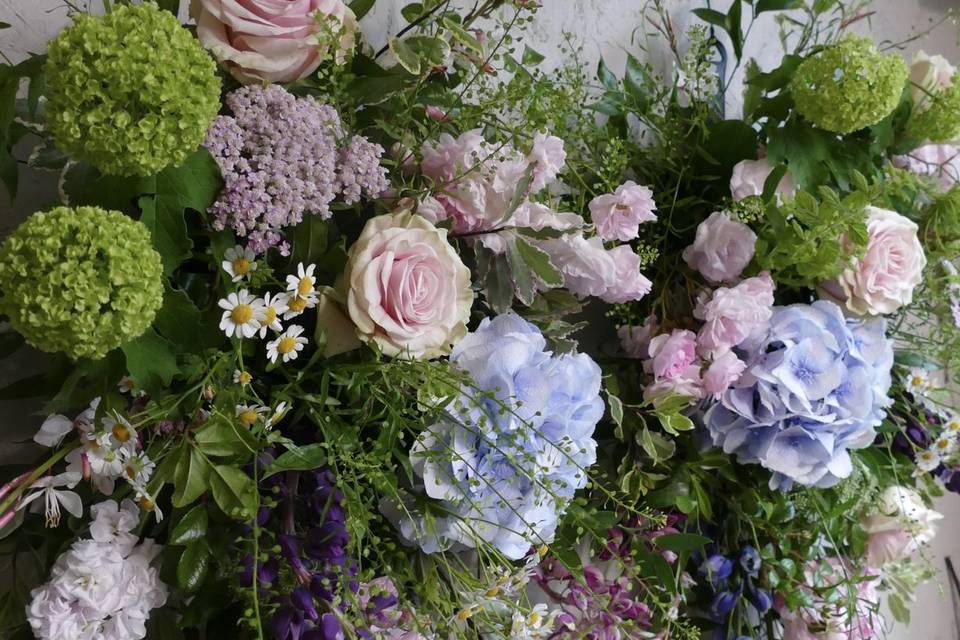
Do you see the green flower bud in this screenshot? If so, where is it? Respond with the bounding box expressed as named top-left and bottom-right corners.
top-left (0, 206), bottom-right (164, 360)
top-left (44, 3), bottom-right (221, 176)
top-left (790, 35), bottom-right (908, 135)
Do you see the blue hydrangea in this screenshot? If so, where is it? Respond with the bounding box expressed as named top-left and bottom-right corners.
top-left (408, 314), bottom-right (603, 559)
top-left (702, 300), bottom-right (893, 490)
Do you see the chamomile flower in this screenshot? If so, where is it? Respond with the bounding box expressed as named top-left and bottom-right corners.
top-left (222, 245), bottom-right (258, 283)
top-left (236, 404), bottom-right (269, 428)
top-left (233, 369), bottom-right (253, 386)
top-left (286, 262), bottom-right (318, 300)
top-left (510, 604), bottom-right (554, 639)
top-left (281, 291), bottom-right (312, 320)
top-left (117, 376), bottom-right (145, 397)
top-left (268, 401), bottom-right (289, 428)
top-left (218, 289), bottom-right (265, 339)
top-left (932, 435), bottom-right (957, 456)
top-left (944, 415), bottom-right (960, 434)
top-left (132, 484), bottom-right (164, 521)
top-left (904, 368), bottom-right (933, 396)
top-left (122, 451), bottom-right (156, 485)
top-left (915, 448), bottom-right (942, 474)
top-left (256, 291), bottom-right (288, 338)
top-left (266, 325), bottom-right (308, 363)
top-left (104, 412), bottom-right (137, 449)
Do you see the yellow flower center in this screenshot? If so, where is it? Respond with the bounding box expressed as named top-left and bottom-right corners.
top-left (231, 304), bottom-right (254, 324)
top-left (232, 257), bottom-right (251, 275)
top-left (138, 497), bottom-right (155, 511)
top-left (288, 297), bottom-right (307, 313)
top-left (112, 423), bottom-right (132, 443)
top-left (262, 306), bottom-right (277, 325)
top-left (237, 371), bottom-right (253, 385)
top-left (948, 421), bottom-right (960, 431)
top-left (456, 608), bottom-right (477, 621)
top-left (277, 336), bottom-right (297, 355)
top-left (297, 276), bottom-right (314, 297)
top-left (126, 465), bottom-right (137, 479)
top-left (484, 586), bottom-right (501, 597)
top-left (912, 376), bottom-right (925, 387)
top-left (937, 440), bottom-right (950, 450)
top-left (529, 611), bottom-right (542, 626)
top-left (238, 409), bottom-right (259, 427)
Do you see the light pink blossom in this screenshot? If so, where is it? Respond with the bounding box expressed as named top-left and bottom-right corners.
top-left (682, 211), bottom-right (757, 283)
top-left (618, 315), bottom-right (658, 359)
top-left (893, 143), bottom-right (960, 190)
top-left (703, 351), bottom-right (747, 396)
top-left (730, 157), bottom-right (796, 201)
top-left (589, 181), bottom-right (658, 242)
top-left (695, 272), bottom-right (775, 356)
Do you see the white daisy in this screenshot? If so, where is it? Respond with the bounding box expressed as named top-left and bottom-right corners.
top-left (122, 451), bottom-right (156, 485)
top-left (19, 472), bottom-right (83, 527)
top-left (236, 404), bottom-right (270, 428)
top-left (266, 325), bottom-right (309, 363)
top-left (218, 289), bottom-right (265, 339)
top-left (281, 291), bottom-right (313, 320)
top-left (117, 376), bottom-right (145, 397)
top-left (268, 401), bottom-right (289, 429)
top-left (932, 435), bottom-right (957, 456)
top-left (904, 368), bottom-right (933, 396)
top-left (132, 484), bottom-right (164, 522)
top-left (510, 604), bottom-right (555, 639)
top-left (256, 292), bottom-right (288, 338)
top-left (286, 262), bottom-right (318, 301)
top-left (104, 412), bottom-right (138, 450)
top-left (916, 448), bottom-right (942, 473)
top-left (944, 415), bottom-right (960, 434)
top-left (233, 369), bottom-right (253, 386)
top-left (222, 245), bottom-right (258, 283)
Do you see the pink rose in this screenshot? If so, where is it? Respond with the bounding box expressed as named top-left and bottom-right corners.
top-left (527, 132), bottom-right (567, 191)
top-left (647, 330), bottom-right (698, 380)
top-left (861, 486), bottom-right (942, 565)
top-left (893, 143), bottom-right (960, 190)
top-left (344, 211), bottom-right (474, 359)
top-left (618, 314), bottom-right (658, 358)
top-left (821, 206), bottom-right (926, 315)
top-left (911, 51), bottom-right (956, 111)
top-left (602, 245), bottom-right (653, 304)
top-left (729, 158), bottom-right (796, 201)
top-left (695, 272), bottom-right (775, 356)
top-left (421, 130), bottom-right (486, 185)
top-left (682, 211), bottom-right (757, 283)
top-left (589, 181), bottom-right (658, 242)
top-left (414, 196), bottom-right (448, 225)
top-left (780, 560), bottom-right (884, 640)
top-left (702, 350), bottom-right (747, 396)
top-left (195, 0), bottom-right (359, 84)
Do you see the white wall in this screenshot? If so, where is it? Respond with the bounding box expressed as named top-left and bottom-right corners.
top-left (1, 1), bottom-right (959, 638)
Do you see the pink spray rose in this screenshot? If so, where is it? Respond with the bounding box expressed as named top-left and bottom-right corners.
top-left (893, 143), bottom-right (960, 191)
top-left (702, 350), bottom-right (747, 396)
top-left (194, 0), bottom-right (359, 84)
top-left (695, 272), bottom-right (775, 356)
top-left (729, 158), bottom-right (796, 201)
top-left (682, 211), bottom-right (757, 283)
top-left (861, 486), bottom-right (942, 566)
top-left (528, 131), bottom-right (567, 191)
top-left (589, 181), bottom-right (658, 242)
top-left (618, 314), bottom-right (658, 359)
top-left (643, 329), bottom-right (703, 402)
top-left (541, 236), bottom-right (651, 304)
top-left (603, 246), bottom-right (653, 304)
top-left (821, 206), bottom-right (926, 315)
top-left (343, 211), bottom-right (473, 359)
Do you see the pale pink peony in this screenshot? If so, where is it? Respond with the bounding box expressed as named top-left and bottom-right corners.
top-left (729, 158), bottom-right (796, 201)
top-left (892, 143), bottom-right (960, 191)
top-left (702, 350), bottom-right (747, 396)
top-left (695, 272), bottom-right (775, 356)
top-left (618, 314), bottom-right (658, 359)
top-left (821, 206), bottom-right (926, 315)
top-left (589, 181), bottom-right (658, 242)
top-left (343, 211), bottom-right (473, 359)
top-left (682, 211), bottom-right (757, 283)
top-left (910, 51), bottom-right (956, 111)
top-left (194, 0), bottom-right (359, 84)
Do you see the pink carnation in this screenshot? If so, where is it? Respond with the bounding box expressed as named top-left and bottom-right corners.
top-left (589, 181), bottom-right (658, 242)
top-left (695, 272), bottom-right (775, 356)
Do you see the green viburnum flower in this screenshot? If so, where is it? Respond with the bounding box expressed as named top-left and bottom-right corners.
top-left (908, 82), bottom-right (960, 143)
top-left (790, 35), bottom-right (908, 135)
top-left (44, 3), bottom-right (221, 176)
top-left (0, 207), bottom-right (164, 360)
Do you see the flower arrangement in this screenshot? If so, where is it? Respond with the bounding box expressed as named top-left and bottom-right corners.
top-left (1, 1), bottom-right (959, 640)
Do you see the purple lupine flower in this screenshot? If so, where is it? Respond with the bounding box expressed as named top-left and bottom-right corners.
top-left (739, 546), bottom-right (761, 577)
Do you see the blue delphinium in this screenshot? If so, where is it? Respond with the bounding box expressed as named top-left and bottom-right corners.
top-left (409, 314), bottom-right (603, 559)
top-left (703, 300), bottom-right (893, 490)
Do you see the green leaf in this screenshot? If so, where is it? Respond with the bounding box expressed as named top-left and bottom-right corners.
top-left (406, 35), bottom-right (451, 68)
top-left (286, 216), bottom-right (330, 269)
top-left (653, 533), bottom-right (712, 553)
top-left (482, 251), bottom-right (514, 314)
top-left (756, 0), bottom-right (802, 11)
top-left (389, 37), bottom-right (421, 75)
top-left (597, 58), bottom-right (618, 91)
top-left (692, 8), bottom-right (727, 27)
top-left (153, 285), bottom-right (205, 352)
top-left (500, 163), bottom-right (534, 225)
top-left (0, 329), bottom-right (23, 358)
top-left (726, 0), bottom-right (744, 59)
top-left (61, 162), bottom-right (153, 211)
top-left (624, 54), bottom-right (652, 109)
top-left (401, 2), bottom-right (423, 21)
top-left (156, 0), bottom-right (180, 13)
top-left (169, 506), bottom-right (208, 545)
top-left (607, 392), bottom-right (624, 430)
top-left (194, 419), bottom-right (257, 458)
top-left (505, 238), bottom-right (536, 306)
top-left (658, 412), bottom-right (694, 435)
top-left (263, 444), bottom-right (328, 479)
top-left (172, 446), bottom-right (211, 507)
top-left (0, 22), bottom-right (10, 29)
top-left (514, 237), bottom-right (563, 287)
top-left (209, 465), bottom-right (256, 519)
top-left (121, 328), bottom-right (179, 397)
top-left (349, 0), bottom-right (375, 19)
top-left (177, 540), bottom-right (210, 593)
top-left (139, 148), bottom-right (223, 275)
top-left (521, 45), bottom-right (545, 66)
top-left (445, 19), bottom-right (482, 54)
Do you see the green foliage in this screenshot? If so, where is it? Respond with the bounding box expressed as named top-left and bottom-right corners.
top-left (0, 206), bottom-right (164, 360)
top-left (44, 3), bottom-right (221, 176)
top-left (790, 35), bottom-right (909, 134)
top-left (753, 185), bottom-right (869, 287)
top-left (908, 77), bottom-right (960, 143)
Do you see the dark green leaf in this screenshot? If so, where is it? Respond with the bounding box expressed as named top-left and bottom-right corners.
top-left (482, 251), bottom-right (513, 314)
top-left (407, 35), bottom-right (451, 68)
top-left (172, 446), bottom-right (211, 507)
top-left (505, 238), bottom-right (536, 307)
top-left (514, 237), bottom-right (562, 287)
top-left (401, 2), bottom-right (423, 21)
top-left (692, 8), bottom-right (727, 27)
top-left (0, 22), bottom-right (10, 29)
top-left (521, 45), bottom-right (545, 66)
top-left (286, 216), bottom-right (330, 269)
top-left (500, 164), bottom-right (534, 225)
top-left (653, 533), bottom-right (712, 553)
top-left (726, 0), bottom-right (744, 59)
top-left (193, 419), bottom-right (257, 458)
top-left (756, 0), bottom-right (802, 11)
top-left (169, 506), bottom-right (208, 545)
top-left (209, 464), bottom-right (256, 519)
top-left (176, 540), bottom-right (210, 592)
top-left (156, 0), bottom-right (180, 13)
top-left (624, 54), bottom-right (652, 109)
top-left (349, 0), bottom-right (375, 19)
top-left (121, 328), bottom-right (179, 397)
top-left (153, 285), bottom-right (205, 352)
top-left (60, 162), bottom-right (152, 211)
top-left (389, 37), bottom-right (421, 75)
top-left (263, 444), bottom-right (328, 478)
top-left (597, 58), bottom-right (618, 91)
top-left (0, 329), bottom-right (23, 358)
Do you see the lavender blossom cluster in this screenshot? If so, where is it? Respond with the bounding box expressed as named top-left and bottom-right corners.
top-left (703, 300), bottom-right (894, 490)
top-left (204, 84), bottom-right (388, 254)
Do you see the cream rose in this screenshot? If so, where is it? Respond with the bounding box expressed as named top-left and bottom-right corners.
top-left (823, 206), bottom-right (926, 316)
top-left (194, 0), bottom-right (359, 84)
top-left (344, 212), bottom-right (473, 359)
top-left (911, 51), bottom-right (956, 111)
